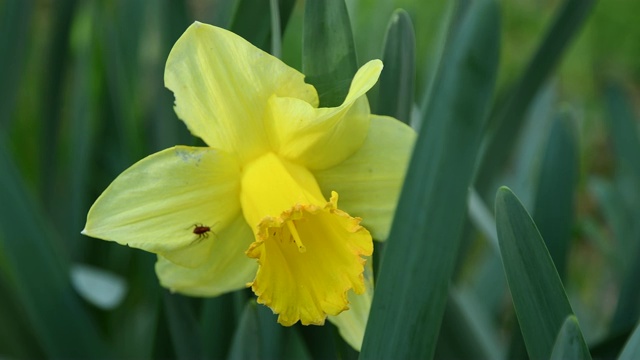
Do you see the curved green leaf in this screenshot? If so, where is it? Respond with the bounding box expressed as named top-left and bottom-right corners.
top-left (495, 187), bottom-right (575, 360)
top-left (549, 315), bottom-right (591, 360)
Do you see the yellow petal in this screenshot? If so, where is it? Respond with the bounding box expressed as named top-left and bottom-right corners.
top-left (314, 115), bottom-right (416, 240)
top-left (82, 146), bottom-right (241, 268)
top-left (266, 60), bottom-right (383, 170)
top-left (156, 214), bottom-right (257, 296)
top-left (165, 22), bottom-right (318, 163)
top-left (328, 261), bottom-right (374, 351)
top-left (240, 153), bottom-right (373, 326)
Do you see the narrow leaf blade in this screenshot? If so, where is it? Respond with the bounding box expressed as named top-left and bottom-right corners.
top-left (0, 136), bottom-right (110, 358)
top-left (374, 9), bottom-right (416, 124)
top-left (361, 0), bottom-right (500, 358)
top-left (495, 187), bottom-right (575, 360)
top-left (532, 112), bottom-right (578, 277)
top-left (476, 0), bottom-right (596, 194)
top-left (163, 292), bottom-right (203, 360)
top-left (302, 0), bottom-right (358, 107)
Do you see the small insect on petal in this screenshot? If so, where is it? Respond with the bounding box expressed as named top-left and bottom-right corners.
top-left (190, 223), bottom-right (215, 244)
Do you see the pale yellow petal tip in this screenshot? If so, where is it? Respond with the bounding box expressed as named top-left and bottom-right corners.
top-left (246, 194), bottom-right (372, 327)
top-left (364, 59), bottom-right (384, 73)
top-left (343, 60), bottom-right (385, 105)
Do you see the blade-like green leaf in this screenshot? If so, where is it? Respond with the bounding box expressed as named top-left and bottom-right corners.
top-left (302, 0), bottom-right (358, 107)
top-left (200, 293), bottom-right (237, 359)
top-left (0, 276), bottom-right (44, 359)
top-left (532, 112), bottom-right (578, 278)
top-left (0, 135), bottom-right (109, 358)
top-left (230, 0), bottom-right (296, 52)
top-left (227, 301), bottom-right (264, 360)
top-left (67, 1), bottom-right (99, 259)
top-left (605, 83), bottom-right (640, 336)
top-left (360, 0), bottom-right (500, 358)
top-left (495, 187), bottom-right (576, 360)
top-left (549, 315), bottom-right (591, 360)
top-left (163, 292), bottom-right (203, 360)
top-left (605, 84), bottom-right (640, 182)
top-left (228, 300), bottom-right (294, 360)
top-left (476, 0), bottom-right (596, 195)
top-left (374, 9), bottom-right (415, 124)
top-left (435, 289), bottom-right (503, 360)
top-left (618, 322), bottom-right (640, 360)
top-left (0, 0), bottom-right (32, 130)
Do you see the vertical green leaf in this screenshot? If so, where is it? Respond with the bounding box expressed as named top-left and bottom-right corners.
top-left (532, 112), bottom-right (578, 278)
top-left (302, 0), bottom-right (358, 107)
top-left (0, 136), bottom-right (109, 358)
top-left (434, 290), bottom-right (503, 360)
top-left (163, 292), bottom-right (203, 360)
top-left (0, 0), bottom-right (32, 129)
top-left (227, 300), bottom-right (294, 360)
top-left (39, 0), bottom-right (78, 211)
top-left (67, 0), bottom-right (99, 259)
top-left (476, 0), bottom-right (596, 195)
top-left (495, 187), bottom-right (578, 360)
top-left (360, 0), bottom-right (500, 358)
top-left (0, 277), bottom-right (44, 359)
top-left (373, 9), bottom-right (415, 124)
top-left (549, 316), bottom-right (592, 360)
top-left (605, 83), bottom-right (640, 336)
top-left (200, 294), bottom-right (238, 359)
top-left (230, 0), bottom-right (296, 52)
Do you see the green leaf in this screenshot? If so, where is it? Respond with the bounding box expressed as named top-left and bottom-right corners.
top-left (495, 187), bottom-right (576, 360)
top-left (0, 276), bottom-right (44, 359)
top-left (228, 300), bottom-right (301, 360)
top-left (360, 0), bottom-right (500, 358)
top-left (549, 316), bottom-right (592, 360)
top-left (532, 112), bottom-right (578, 278)
top-left (200, 293), bottom-right (238, 359)
top-left (163, 292), bottom-right (203, 360)
top-left (502, 81), bottom-right (557, 210)
top-left (0, 0), bottom-right (32, 130)
top-left (476, 0), bottom-right (596, 195)
top-left (605, 83), bottom-right (640, 336)
top-left (0, 135), bottom-right (110, 358)
top-left (618, 322), bottom-right (640, 360)
top-left (230, 0), bottom-right (296, 52)
top-left (605, 83), bottom-right (640, 183)
top-left (435, 290), bottom-right (503, 360)
top-left (67, 1), bottom-right (100, 259)
top-left (302, 0), bottom-right (358, 107)
top-left (374, 9), bottom-right (415, 124)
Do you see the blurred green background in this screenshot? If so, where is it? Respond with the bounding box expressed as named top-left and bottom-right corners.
top-left (1, 0), bottom-right (640, 358)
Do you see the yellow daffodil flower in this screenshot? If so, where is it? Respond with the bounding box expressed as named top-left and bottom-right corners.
top-left (83, 22), bottom-right (415, 347)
